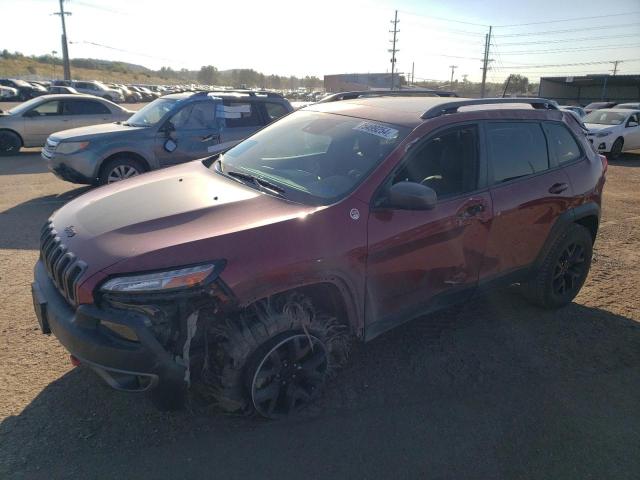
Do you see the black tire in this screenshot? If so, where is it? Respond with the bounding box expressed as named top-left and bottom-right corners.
top-left (98, 156), bottom-right (146, 185)
top-left (205, 294), bottom-right (351, 418)
top-left (0, 130), bottom-right (22, 156)
top-left (524, 224), bottom-right (593, 309)
top-left (607, 137), bottom-right (624, 160)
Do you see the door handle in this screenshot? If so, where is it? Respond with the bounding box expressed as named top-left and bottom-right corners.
top-left (548, 182), bottom-right (569, 194)
top-left (459, 203), bottom-right (485, 218)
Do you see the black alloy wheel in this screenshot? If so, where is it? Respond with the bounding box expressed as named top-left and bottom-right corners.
top-left (250, 334), bottom-right (328, 418)
top-left (552, 242), bottom-right (587, 297)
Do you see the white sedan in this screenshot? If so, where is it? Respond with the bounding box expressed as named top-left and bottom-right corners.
top-left (584, 108), bottom-right (640, 159)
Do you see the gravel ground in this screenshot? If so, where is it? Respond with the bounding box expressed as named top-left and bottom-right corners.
top-left (0, 148), bottom-right (639, 480)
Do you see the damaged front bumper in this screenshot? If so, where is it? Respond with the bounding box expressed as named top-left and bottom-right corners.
top-left (32, 260), bottom-right (230, 393)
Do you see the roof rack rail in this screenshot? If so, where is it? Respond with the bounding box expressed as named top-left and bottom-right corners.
top-left (421, 97), bottom-right (558, 119)
top-left (318, 89), bottom-right (458, 103)
top-left (207, 89), bottom-right (284, 98)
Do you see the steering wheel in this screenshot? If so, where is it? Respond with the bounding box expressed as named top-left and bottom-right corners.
top-left (420, 174), bottom-right (442, 185)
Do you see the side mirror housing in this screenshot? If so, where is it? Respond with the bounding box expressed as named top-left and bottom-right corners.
top-left (23, 110), bottom-right (39, 118)
top-left (627, 121), bottom-right (638, 128)
top-left (387, 181), bottom-right (437, 210)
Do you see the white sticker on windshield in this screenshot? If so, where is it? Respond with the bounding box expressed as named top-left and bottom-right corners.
top-left (353, 121), bottom-right (399, 140)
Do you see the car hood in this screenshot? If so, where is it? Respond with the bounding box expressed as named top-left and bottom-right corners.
top-left (49, 122), bottom-right (146, 142)
top-left (584, 123), bottom-right (618, 134)
top-left (50, 161), bottom-right (317, 280)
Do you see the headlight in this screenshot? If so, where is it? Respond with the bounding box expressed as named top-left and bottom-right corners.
top-left (56, 141), bottom-right (89, 154)
top-left (101, 263), bottom-right (223, 293)
top-left (595, 131), bottom-right (612, 138)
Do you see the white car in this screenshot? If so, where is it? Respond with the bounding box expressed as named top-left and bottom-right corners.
top-left (0, 85), bottom-right (18, 100)
top-left (71, 80), bottom-right (124, 103)
top-left (584, 108), bottom-right (640, 159)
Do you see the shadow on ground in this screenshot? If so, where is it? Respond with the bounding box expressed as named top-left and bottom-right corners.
top-left (608, 151), bottom-right (640, 167)
top-left (0, 189), bottom-right (91, 250)
top-left (1, 291), bottom-right (639, 479)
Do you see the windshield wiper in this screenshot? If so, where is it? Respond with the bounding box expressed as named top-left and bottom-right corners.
top-left (226, 170), bottom-right (286, 196)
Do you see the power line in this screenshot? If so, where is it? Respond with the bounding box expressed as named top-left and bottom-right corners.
top-left (494, 22), bottom-right (640, 38)
top-left (495, 11), bottom-right (640, 28)
top-left (493, 43), bottom-right (640, 55)
top-left (498, 58), bottom-right (640, 68)
top-left (496, 33), bottom-right (640, 47)
top-left (399, 10), bottom-right (489, 27)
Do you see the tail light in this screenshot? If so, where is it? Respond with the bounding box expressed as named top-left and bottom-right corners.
top-left (599, 154), bottom-right (608, 174)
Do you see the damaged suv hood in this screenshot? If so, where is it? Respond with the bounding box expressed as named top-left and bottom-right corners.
top-left (50, 161), bottom-right (317, 280)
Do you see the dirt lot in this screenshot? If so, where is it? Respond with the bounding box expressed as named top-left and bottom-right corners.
top-left (0, 146), bottom-right (639, 479)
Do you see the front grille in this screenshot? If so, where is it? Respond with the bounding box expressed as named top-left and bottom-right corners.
top-left (40, 220), bottom-right (87, 305)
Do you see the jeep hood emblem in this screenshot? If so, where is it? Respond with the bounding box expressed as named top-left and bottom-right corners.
top-left (64, 225), bottom-right (77, 237)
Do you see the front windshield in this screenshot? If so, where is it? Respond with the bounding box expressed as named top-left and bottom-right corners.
top-left (8, 97), bottom-right (44, 115)
top-left (584, 111), bottom-right (626, 126)
top-left (126, 98), bottom-right (177, 127)
top-left (217, 110), bottom-right (409, 205)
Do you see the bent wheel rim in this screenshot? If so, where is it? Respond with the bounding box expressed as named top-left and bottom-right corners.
top-left (552, 242), bottom-right (586, 296)
top-left (251, 334), bottom-right (328, 418)
top-left (107, 164), bottom-right (140, 183)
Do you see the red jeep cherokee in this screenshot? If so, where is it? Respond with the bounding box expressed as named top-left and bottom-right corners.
top-left (32, 96), bottom-right (606, 417)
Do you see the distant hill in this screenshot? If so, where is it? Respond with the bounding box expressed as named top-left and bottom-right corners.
top-left (0, 50), bottom-right (195, 84)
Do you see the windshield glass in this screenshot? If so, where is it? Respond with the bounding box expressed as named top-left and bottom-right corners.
top-left (584, 111), bottom-right (627, 125)
top-left (126, 98), bottom-right (177, 127)
top-left (8, 97), bottom-right (44, 115)
top-left (217, 110), bottom-right (409, 206)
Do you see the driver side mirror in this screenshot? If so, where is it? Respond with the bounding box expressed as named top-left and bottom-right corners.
top-left (23, 110), bottom-right (39, 118)
top-left (628, 121), bottom-right (638, 128)
top-left (386, 181), bottom-right (437, 210)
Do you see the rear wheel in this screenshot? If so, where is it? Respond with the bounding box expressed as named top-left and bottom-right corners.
top-left (607, 137), bottom-right (624, 160)
top-left (0, 130), bottom-right (21, 156)
top-left (98, 156), bottom-right (146, 185)
top-left (524, 224), bottom-right (593, 309)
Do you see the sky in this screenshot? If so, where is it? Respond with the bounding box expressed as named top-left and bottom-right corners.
top-left (1, 0), bottom-right (639, 83)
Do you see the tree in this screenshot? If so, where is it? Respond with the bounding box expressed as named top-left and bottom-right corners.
top-left (197, 65), bottom-right (218, 85)
top-left (503, 74), bottom-right (529, 95)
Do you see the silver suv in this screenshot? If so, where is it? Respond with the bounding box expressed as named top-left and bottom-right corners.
top-left (42, 90), bottom-right (293, 185)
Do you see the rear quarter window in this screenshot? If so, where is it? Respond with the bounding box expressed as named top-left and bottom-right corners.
top-left (264, 102), bottom-right (289, 121)
top-left (544, 122), bottom-right (582, 164)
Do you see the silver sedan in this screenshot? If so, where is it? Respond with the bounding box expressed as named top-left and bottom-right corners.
top-left (0, 94), bottom-right (132, 155)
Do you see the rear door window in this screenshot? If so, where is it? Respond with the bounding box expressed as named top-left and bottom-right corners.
top-left (63, 100), bottom-right (111, 115)
top-left (222, 101), bottom-right (262, 128)
top-left (486, 122), bottom-right (549, 184)
top-left (543, 122), bottom-right (582, 164)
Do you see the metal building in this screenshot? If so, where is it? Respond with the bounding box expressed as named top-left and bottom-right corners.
top-left (539, 74), bottom-right (640, 106)
top-left (324, 73), bottom-right (405, 93)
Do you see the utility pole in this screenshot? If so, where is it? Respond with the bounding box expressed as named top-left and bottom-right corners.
top-left (480, 25), bottom-right (492, 98)
top-left (411, 61), bottom-right (414, 86)
top-left (389, 10), bottom-right (400, 90)
top-left (449, 65), bottom-right (457, 88)
top-left (611, 60), bottom-right (622, 76)
top-left (54, 0), bottom-right (72, 80)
